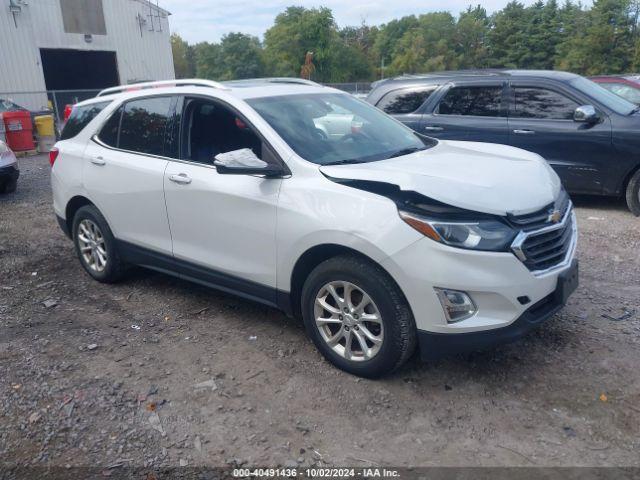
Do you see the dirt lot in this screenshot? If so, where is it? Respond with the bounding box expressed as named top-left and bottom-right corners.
top-left (1, 154), bottom-right (639, 471)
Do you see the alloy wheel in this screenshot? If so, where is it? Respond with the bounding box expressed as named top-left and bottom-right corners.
top-left (313, 281), bottom-right (384, 362)
top-left (77, 219), bottom-right (108, 273)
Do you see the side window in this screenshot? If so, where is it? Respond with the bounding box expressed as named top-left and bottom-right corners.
top-left (97, 105), bottom-right (123, 147)
top-left (437, 86), bottom-right (503, 117)
top-left (60, 101), bottom-right (110, 140)
top-left (119, 97), bottom-right (173, 156)
top-left (512, 87), bottom-right (579, 120)
top-left (377, 87), bottom-right (436, 114)
top-left (180, 98), bottom-right (263, 165)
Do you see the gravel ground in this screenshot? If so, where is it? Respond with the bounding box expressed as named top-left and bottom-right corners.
top-left (1, 154), bottom-right (639, 471)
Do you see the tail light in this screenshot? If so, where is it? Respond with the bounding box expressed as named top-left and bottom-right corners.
top-left (49, 147), bottom-right (59, 167)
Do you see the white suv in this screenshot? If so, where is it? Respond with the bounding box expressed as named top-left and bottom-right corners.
top-left (51, 78), bottom-right (579, 378)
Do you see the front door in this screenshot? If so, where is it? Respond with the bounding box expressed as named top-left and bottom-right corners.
top-left (163, 96), bottom-right (282, 303)
top-left (507, 83), bottom-right (613, 194)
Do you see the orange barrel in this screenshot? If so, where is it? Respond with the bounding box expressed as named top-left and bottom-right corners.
top-left (3, 110), bottom-right (35, 151)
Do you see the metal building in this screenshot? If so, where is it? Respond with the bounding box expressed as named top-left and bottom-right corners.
top-left (1, 0), bottom-right (175, 111)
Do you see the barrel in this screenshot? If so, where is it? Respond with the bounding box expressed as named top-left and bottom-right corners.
top-left (3, 110), bottom-right (34, 152)
top-left (34, 115), bottom-right (55, 137)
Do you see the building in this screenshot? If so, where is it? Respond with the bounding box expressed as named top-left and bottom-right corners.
top-left (0, 0), bottom-right (175, 112)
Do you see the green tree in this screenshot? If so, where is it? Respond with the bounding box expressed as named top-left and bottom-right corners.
top-left (193, 41), bottom-right (224, 79)
top-left (557, 0), bottom-right (636, 73)
top-left (389, 12), bottom-right (457, 75)
top-left (263, 6), bottom-right (340, 81)
top-left (171, 33), bottom-right (195, 78)
top-left (455, 5), bottom-right (490, 68)
top-left (489, 1), bottom-right (530, 67)
top-left (218, 33), bottom-right (265, 80)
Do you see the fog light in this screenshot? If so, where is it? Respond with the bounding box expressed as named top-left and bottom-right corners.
top-left (434, 288), bottom-right (477, 323)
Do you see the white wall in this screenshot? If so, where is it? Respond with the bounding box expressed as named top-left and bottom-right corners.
top-left (0, 0), bottom-right (174, 109)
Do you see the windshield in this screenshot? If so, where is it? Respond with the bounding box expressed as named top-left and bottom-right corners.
top-left (247, 93), bottom-right (432, 165)
top-left (570, 77), bottom-right (636, 115)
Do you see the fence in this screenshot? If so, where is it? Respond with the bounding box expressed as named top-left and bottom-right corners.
top-left (0, 89), bottom-right (102, 126)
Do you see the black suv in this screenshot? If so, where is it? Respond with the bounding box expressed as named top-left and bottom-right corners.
top-left (367, 70), bottom-right (640, 215)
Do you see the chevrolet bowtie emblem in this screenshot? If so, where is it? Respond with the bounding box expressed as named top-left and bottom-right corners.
top-left (548, 209), bottom-right (562, 223)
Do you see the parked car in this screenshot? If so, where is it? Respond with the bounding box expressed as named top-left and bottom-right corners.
top-left (590, 75), bottom-right (640, 105)
top-left (0, 140), bottom-right (19, 194)
top-left (51, 78), bottom-right (578, 378)
top-left (367, 70), bottom-right (640, 215)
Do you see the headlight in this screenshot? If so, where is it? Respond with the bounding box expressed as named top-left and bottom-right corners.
top-left (399, 210), bottom-right (516, 251)
top-left (0, 141), bottom-right (9, 155)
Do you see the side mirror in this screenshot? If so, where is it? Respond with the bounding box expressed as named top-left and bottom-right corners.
top-left (574, 105), bottom-right (599, 123)
top-left (213, 148), bottom-right (285, 177)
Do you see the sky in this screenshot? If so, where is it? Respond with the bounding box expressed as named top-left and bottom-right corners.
top-left (160, 0), bottom-right (544, 44)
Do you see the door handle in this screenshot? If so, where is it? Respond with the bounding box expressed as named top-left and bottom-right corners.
top-left (513, 129), bottom-right (535, 135)
top-left (424, 125), bottom-right (444, 132)
top-left (169, 173), bottom-right (192, 185)
top-left (90, 156), bottom-right (106, 166)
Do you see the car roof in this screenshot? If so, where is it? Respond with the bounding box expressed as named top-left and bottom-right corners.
top-left (74, 78), bottom-right (343, 109)
top-left (367, 69), bottom-right (581, 102)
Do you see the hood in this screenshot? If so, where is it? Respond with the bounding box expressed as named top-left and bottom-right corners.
top-left (319, 140), bottom-right (561, 216)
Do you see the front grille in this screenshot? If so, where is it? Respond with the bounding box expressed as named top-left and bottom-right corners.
top-left (507, 190), bottom-right (570, 231)
top-left (510, 195), bottom-right (576, 274)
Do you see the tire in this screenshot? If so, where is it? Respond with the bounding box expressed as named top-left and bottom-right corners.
top-left (626, 168), bottom-right (640, 216)
top-left (301, 254), bottom-right (417, 378)
top-left (3, 179), bottom-right (17, 194)
top-left (72, 205), bottom-right (127, 283)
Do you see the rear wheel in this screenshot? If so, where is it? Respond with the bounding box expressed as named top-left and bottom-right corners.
top-left (626, 169), bottom-right (640, 216)
top-left (301, 255), bottom-right (416, 378)
top-left (72, 205), bottom-right (127, 283)
top-left (0, 179), bottom-right (16, 194)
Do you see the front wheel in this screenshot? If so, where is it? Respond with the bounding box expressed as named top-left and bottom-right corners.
top-left (626, 169), bottom-right (640, 216)
top-left (301, 255), bottom-right (416, 378)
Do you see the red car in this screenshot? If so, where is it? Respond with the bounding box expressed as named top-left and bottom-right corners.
top-left (591, 75), bottom-right (640, 105)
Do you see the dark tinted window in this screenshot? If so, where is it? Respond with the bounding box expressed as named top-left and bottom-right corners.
top-left (97, 105), bottom-right (122, 147)
top-left (438, 86), bottom-right (503, 116)
top-left (119, 97), bottom-right (172, 156)
top-left (377, 87), bottom-right (436, 114)
top-left (512, 87), bottom-right (578, 120)
top-left (60, 101), bottom-right (110, 140)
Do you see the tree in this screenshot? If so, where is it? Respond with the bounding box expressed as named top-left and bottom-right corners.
top-left (263, 6), bottom-right (340, 81)
top-left (489, 1), bottom-right (530, 67)
top-left (455, 5), bottom-right (490, 69)
top-left (171, 33), bottom-right (195, 78)
top-left (557, 0), bottom-right (636, 73)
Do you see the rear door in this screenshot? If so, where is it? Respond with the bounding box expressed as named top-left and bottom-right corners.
top-left (374, 85), bottom-right (438, 131)
top-left (83, 96), bottom-right (174, 254)
top-left (507, 81), bottom-right (613, 194)
top-left (421, 81), bottom-right (509, 143)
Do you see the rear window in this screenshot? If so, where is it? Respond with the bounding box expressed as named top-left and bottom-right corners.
top-left (60, 101), bottom-right (110, 140)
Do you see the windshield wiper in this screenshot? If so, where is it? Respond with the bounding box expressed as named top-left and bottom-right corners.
top-left (323, 158), bottom-right (369, 166)
top-left (630, 106), bottom-right (640, 115)
top-left (386, 146), bottom-right (426, 159)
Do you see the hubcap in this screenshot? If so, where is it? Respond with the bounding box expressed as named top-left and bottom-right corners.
top-left (77, 219), bottom-right (107, 273)
top-left (314, 281), bottom-right (384, 362)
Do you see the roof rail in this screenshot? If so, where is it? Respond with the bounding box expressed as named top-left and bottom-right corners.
top-left (223, 77), bottom-right (321, 87)
top-left (97, 79), bottom-right (230, 97)
top-left (263, 77), bottom-right (320, 86)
